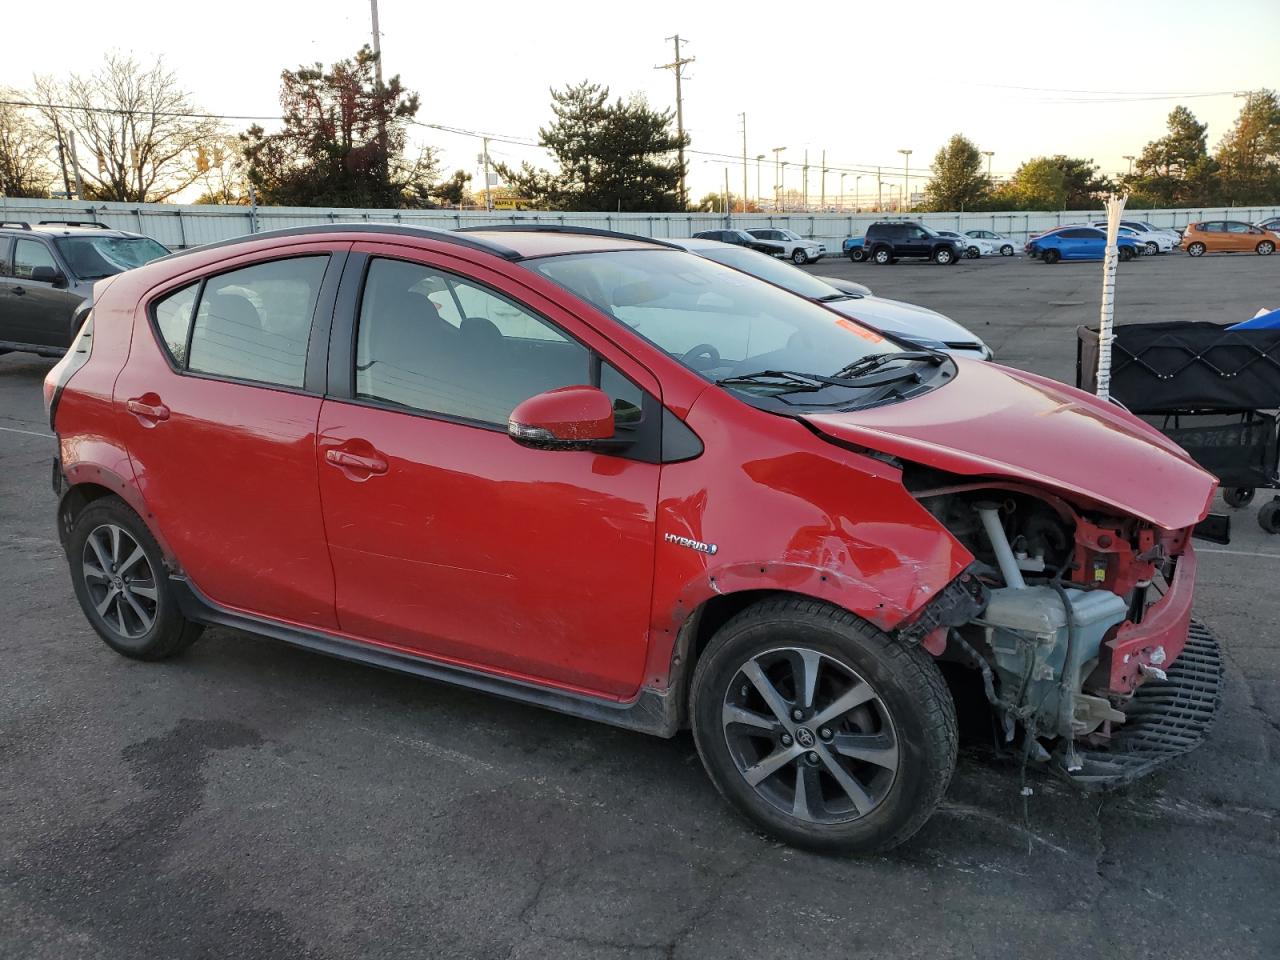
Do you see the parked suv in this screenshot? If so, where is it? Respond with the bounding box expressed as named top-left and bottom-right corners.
top-left (46, 223), bottom-right (1218, 854)
top-left (744, 228), bottom-right (826, 264)
top-left (0, 221), bottom-right (168, 357)
top-left (863, 222), bottom-right (964, 265)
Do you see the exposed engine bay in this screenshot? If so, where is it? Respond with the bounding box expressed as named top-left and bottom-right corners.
top-left (900, 466), bottom-right (1196, 773)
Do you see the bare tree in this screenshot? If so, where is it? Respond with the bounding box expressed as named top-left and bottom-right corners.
top-left (0, 89), bottom-right (54, 197)
top-left (35, 55), bottom-right (219, 202)
top-left (190, 135), bottom-right (251, 204)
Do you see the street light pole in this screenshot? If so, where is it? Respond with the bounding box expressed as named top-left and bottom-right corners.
top-left (839, 172), bottom-right (846, 211)
top-left (898, 148), bottom-right (912, 212)
top-left (855, 175), bottom-right (862, 211)
top-left (982, 150), bottom-right (994, 180)
top-left (780, 162), bottom-right (789, 211)
top-left (772, 146), bottom-right (786, 212)
top-left (740, 112), bottom-right (748, 213)
top-left (756, 154), bottom-right (765, 207)
top-left (1123, 154), bottom-right (1135, 177)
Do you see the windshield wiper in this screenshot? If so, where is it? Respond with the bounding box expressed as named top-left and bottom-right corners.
top-left (833, 350), bottom-right (943, 379)
top-left (716, 370), bottom-right (826, 393)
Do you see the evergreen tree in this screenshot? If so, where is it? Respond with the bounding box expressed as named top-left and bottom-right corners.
top-left (1125, 106), bottom-right (1218, 207)
top-left (1214, 89), bottom-right (1280, 205)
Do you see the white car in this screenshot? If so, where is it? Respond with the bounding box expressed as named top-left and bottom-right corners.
top-left (1089, 219), bottom-right (1178, 255)
top-left (744, 228), bottom-right (827, 264)
top-left (938, 230), bottom-right (993, 258)
top-left (965, 229), bottom-right (1019, 257)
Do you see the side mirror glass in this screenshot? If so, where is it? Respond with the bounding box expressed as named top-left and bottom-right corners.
top-left (508, 385), bottom-right (616, 451)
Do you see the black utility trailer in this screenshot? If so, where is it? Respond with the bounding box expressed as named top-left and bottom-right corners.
top-left (1078, 321), bottom-right (1280, 534)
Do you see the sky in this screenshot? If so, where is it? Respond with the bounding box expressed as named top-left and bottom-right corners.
top-left (3, 0), bottom-right (1277, 205)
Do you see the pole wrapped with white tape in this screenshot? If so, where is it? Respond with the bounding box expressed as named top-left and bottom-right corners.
top-left (1095, 192), bottom-right (1127, 401)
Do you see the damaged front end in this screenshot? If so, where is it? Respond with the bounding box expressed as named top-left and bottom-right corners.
top-left (898, 470), bottom-right (1223, 787)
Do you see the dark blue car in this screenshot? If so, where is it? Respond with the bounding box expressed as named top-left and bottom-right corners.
top-left (1026, 226), bottom-right (1140, 263)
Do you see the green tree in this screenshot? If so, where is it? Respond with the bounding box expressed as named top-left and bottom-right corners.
top-left (243, 46), bottom-right (462, 209)
top-left (922, 134), bottom-right (990, 211)
top-left (1125, 106), bottom-right (1218, 207)
top-left (991, 155), bottom-right (1111, 210)
top-left (497, 81), bottom-right (688, 211)
top-left (1214, 89), bottom-right (1280, 205)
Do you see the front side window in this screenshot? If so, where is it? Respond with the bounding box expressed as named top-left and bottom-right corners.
top-left (1225, 222), bottom-right (1251, 234)
top-left (13, 239), bottom-right (57, 279)
top-left (153, 256), bottom-right (328, 388)
top-left (355, 257), bottom-right (641, 428)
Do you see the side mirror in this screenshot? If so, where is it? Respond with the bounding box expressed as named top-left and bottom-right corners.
top-left (508, 385), bottom-right (616, 451)
top-left (30, 265), bottom-right (64, 286)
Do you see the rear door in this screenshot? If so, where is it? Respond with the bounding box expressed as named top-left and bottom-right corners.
top-left (112, 241), bottom-right (348, 628)
top-left (315, 245), bottom-right (662, 697)
top-left (1224, 221), bottom-right (1254, 251)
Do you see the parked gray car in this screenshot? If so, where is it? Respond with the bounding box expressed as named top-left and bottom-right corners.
top-left (666, 237), bottom-right (993, 360)
top-left (0, 221), bottom-right (168, 357)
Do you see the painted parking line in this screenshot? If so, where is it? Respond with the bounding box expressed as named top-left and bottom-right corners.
top-left (1198, 547), bottom-right (1280, 560)
top-left (0, 425), bottom-right (53, 439)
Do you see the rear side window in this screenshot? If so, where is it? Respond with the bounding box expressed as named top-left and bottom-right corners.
top-left (189, 258), bottom-right (327, 387)
top-left (0, 238), bottom-right (11, 277)
top-left (149, 256), bottom-right (328, 389)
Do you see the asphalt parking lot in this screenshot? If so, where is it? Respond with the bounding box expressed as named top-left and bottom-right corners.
top-left (2, 251), bottom-right (1278, 959)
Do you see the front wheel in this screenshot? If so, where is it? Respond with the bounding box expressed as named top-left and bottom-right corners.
top-left (792, 248), bottom-right (810, 265)
top-left (1188, 242), bottom-right (1206, 257)
top-left (1223, 487), bottom-right (1255, 509)
top-left (1145, 241), bottom-right (1160, 256)
top-left (1119, 246), bottom-right (1134, 262)
top-left (1258, 241), bottom-right (1275, 256)
top-left (872, 247), bottom-right (892, 265)
top-left (67, 496), bottom-right (203, 660)
top-left (690, 597), bottom-right (957, 854)
top-left (1042, 248), bottom-right (1061, 264)
top-left (1000, 244), bottom-right (1014, 256)
top-left (934, 247), bottom-right (954, 265)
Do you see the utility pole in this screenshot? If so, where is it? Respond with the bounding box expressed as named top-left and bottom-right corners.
top-left (481, 137), bottom-right (493, 211)
top-left (657, 35), bottom-right (695, 208)
top-left (370, 0), bottom-right (388, 190)
top-left (898, 149), bottom-right (912, 212)
top-left (780, 162), bottom-right (789, 211)
top-left (802, 149), bottom-right (809, 211)
top-left (1123, 154), bottom-right (1135, 177)
top-left (67, 129), bottom-right (85, 199)
top-left (755, 154), bottom-right (764, 208)
top-left (369, 0), bottom-right (384, 85)
top-left (855, 175), bottom-right (862, 211)
top-left (724, 167), bottom-right (730, 222)
top-left (876, 168), bottom-right (882, 210)
top-left (772, 146), bottom-right (785, 212)
top-left (839, 172), bottom-right (846, 211)
top-left (51, 118), bottom-right (71, 199)
top-left (739, 112), bottom-right (748, 213)
top-left (982, 150), bottom-right (994, 180)
top-left (819, 150), bottom-right (826, 210)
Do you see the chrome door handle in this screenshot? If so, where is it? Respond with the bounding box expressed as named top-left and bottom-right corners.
top-left (325, 449), bottom-right (388, 474)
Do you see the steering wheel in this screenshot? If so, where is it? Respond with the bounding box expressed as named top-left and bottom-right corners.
top-left (681, 343), bottom-right (721, 371)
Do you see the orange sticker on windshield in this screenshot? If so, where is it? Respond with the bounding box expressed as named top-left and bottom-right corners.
top-left (834, 317), bottom-right (884, 343)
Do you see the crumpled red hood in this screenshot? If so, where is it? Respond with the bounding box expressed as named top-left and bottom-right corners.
top-left (804, 360), bottom-right (1218, 530)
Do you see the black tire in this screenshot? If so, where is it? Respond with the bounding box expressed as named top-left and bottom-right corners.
top-left (872, 246), bottom-right (892, 265)
top-left (1000, 244), bottom-right (1014, 256)
top-left (1257, 240), bottom-right (1275, 256)
top-left (849, 248), bottom-right (867, 262)
top-left (934, 246), bottom-right (954, 265)
top-left (689, 596), bottom-right (957, 854)
top-left (1145, 241), bottom-right (1160, 256)
top-left (1042, 248), bottom-right (1061, 264)
top-left (966, 246), bottom-right (980, 259)
top-left (1223, 487), bottom-right (1255, 509)
top-left (1259, 500), bottom-right (1280, 535)
top-left (1119, 246), bottom-right (1134, 262)
top-left (67, 496), bottom-right (202, 660)
top-left (792, 248), bottom-right (809, 265)
top-left (1187, 242), bottom-right (1206, 257)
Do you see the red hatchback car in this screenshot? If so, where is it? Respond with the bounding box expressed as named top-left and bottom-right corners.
top-left (45, 224), bottom-right (1220, 853)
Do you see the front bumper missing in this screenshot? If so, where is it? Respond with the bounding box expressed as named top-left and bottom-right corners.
top-left (1055, 619), bottom-right (1222, 789)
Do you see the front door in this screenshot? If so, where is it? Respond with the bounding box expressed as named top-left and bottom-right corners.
top-left (112, 243), bottom-right (347, 628)
top-left (315, 248), bottom-right (661, 698)
top-left (10, 238), bottom-right (83, 347)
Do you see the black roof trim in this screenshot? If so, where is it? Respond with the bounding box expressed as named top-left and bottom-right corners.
top-left (152, 223), bottom-right (524, 265)
top-left (455, 223), bottom-right (683, 250)
top-left (38, 219), bottom-right (112, 229)
top-left (0, 220), bottom-right (32, 230)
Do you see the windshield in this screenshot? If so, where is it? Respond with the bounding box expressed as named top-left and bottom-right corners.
top-left (54, 236), bottom-right (168, 280)
top-left (527, 250), bottom-right (917, 402)
top-left (694, 245), bottom-right (846, 301)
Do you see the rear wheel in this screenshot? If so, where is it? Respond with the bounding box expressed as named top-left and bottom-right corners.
top-left (872, 246), bottom-right (892, 265)
top-left (792, 248), bottom-right (810, 265)
top-left (1223, 487), bottom-right (1255, 509)
top-left (1119, 246), bottom-right (1134, 262)
top-left (934, 247), bottom-right (954, 265)
top-left (1258, 240), bottom-right (1275, 256)
top-left (67, 497), bottom-right (202, 660)
top-left (849, 247), bottom-right (866, 262)
top-left (1188, 242), bottom-right (1206, 257)
top-left (1042, 248), bottom-right (1061, 264)
top-left (690, 597), bottom-right (957, 854)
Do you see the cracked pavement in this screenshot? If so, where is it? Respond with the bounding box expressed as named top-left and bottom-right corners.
top-left (2, 252), bottom-right (1278, 958)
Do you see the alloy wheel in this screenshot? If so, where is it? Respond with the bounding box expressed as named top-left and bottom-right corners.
top-left (82, 523), bottom-right (158, 639)
top-left (720, 646), bottom-right (900, 824)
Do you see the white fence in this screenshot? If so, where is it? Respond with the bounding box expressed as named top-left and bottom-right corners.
top-left (3, 196), bottom-right (1279, 251)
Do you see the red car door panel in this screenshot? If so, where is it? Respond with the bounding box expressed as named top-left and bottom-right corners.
top-left (316, 405), bottom-right (658, 697)
top-left (112, 243), bottom-right (346, 628)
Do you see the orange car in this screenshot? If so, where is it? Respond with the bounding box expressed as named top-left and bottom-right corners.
top-left (1183, 219), bottom-right (1278, 257)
